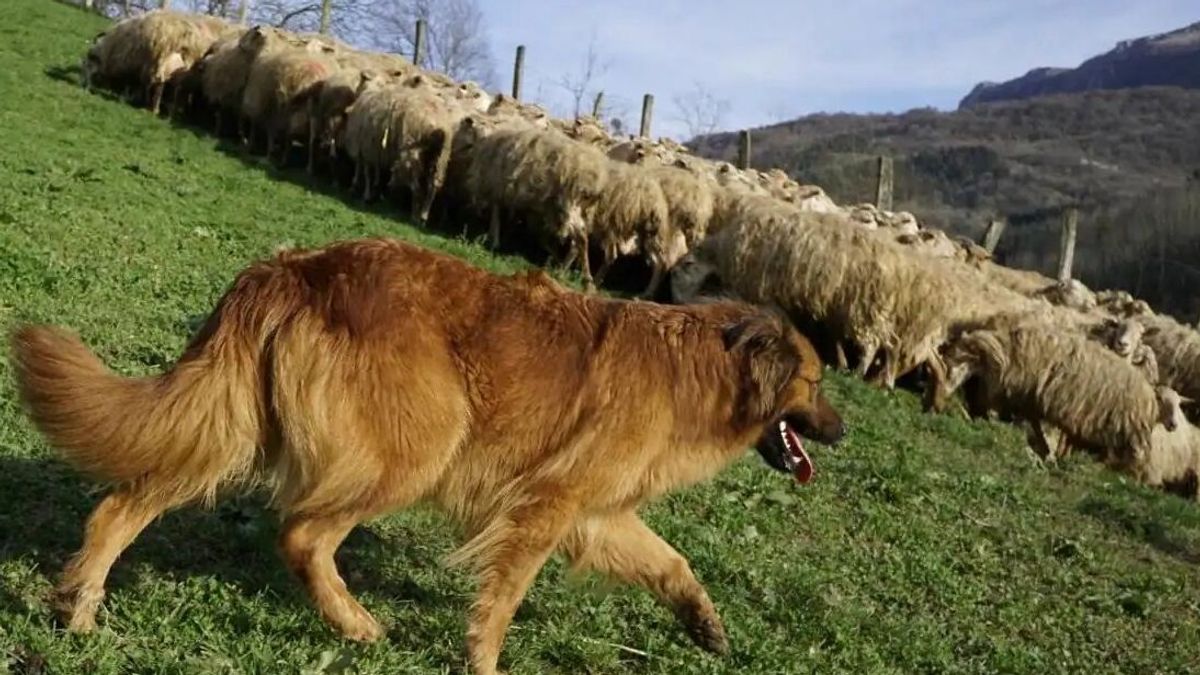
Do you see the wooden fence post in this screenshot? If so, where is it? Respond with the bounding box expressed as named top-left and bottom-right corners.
top-left (639, 94), bottom-right (654, 138)
top-left (592, 91), bottom-right (604, 118)
top-left (413, 19), bottom-right (426, 68)
top-left (875, 155), bottom-right (894, 211)
top-left (238, 0), bottom-right (250, 24)
top-left (736, 130), bottom-right (752, 170)
top-left (317, 0), bottom-right (331, 34)
top-left (161, 0), bottom-right (172, 8)
top-left (1057, 207), bottom-right (1079, 282)
top-left (511, 45), bottom-right (525, 100)
top-left (981, 217), bottom-right (1006, 254)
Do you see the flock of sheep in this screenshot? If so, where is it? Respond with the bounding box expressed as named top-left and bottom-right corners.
top-left (79, 9), bottom-right (1200, 500)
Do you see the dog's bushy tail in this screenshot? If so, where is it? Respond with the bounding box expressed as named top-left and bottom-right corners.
top-left (9, 263), bottom-right (296, 505)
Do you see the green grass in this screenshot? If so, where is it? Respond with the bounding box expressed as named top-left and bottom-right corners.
top-left (2, 2), bottom-right (1200, 673)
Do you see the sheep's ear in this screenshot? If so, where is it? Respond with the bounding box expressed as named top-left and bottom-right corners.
top-left (1181, 395), bottom-right (1195, 405)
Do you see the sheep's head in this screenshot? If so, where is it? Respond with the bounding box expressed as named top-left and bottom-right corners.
top-left (1108, 318), bottom-right (1145, 358)
top-left (239, 25), bottom-right (273, 54)
top-left (1156, 386), bottom-right (1192, 432)
top-left (669, 253), bottom-right (723, 304)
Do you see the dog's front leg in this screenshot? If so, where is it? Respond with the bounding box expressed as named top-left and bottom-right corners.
top-left (460, 492), bottom-right (579, 675)
top-left (561, 511), bottom-right (729, 655)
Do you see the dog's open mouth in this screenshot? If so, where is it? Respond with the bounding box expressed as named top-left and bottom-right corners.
top-left (755, 419), bottom-right (815, 485)
top-left (779, 420), bottom-right (814, 484)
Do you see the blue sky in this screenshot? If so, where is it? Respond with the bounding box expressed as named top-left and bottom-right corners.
top-left (476, 0), bottom-right (1198, 138)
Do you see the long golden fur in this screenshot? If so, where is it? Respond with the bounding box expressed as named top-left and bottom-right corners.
top-left (10, 238), bottom-right (844, 675)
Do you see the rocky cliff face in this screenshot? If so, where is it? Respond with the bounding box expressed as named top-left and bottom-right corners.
top-left (959, 21), bottom-right (1200, 109)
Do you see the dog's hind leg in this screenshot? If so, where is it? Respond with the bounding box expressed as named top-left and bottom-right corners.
top-left (55, 487), bottom-right (182, 633)
top-left (561, 511), bottom-right (729, 655)
top-left (278, 512), bottom-right (383, 642)
top-left (456, 492), bottom-right (579, 675)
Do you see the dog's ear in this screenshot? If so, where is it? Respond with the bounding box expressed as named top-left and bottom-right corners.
top-left (723, 313), bottom-right (800, 423)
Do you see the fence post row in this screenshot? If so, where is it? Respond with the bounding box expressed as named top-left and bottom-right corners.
top-left (875, 155), bottom-right (894, 212)
top-left (511, 45), bottom-right (525, 100)
top-left (1057, 207), bottom-right (1079, 282)
top-left (639, 94), bottom-right (654, 138)
top-left (981, 217), bottom-right (1006, 254)
top-left (736, 130), bottom-right (752, 170)
top-left (592, 91), bottom-right (604, 119)
top-left (413, 19), bottom-right (426, 68)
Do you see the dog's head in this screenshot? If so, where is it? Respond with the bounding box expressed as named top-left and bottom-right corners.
top-left (723, 311), bottom-right (845, 484)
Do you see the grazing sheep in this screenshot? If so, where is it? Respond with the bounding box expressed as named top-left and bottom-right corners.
top-left (464, 123), bottom-right (608, 288)
top-left (1030, 278), bottom-right (1097, 312)
top-left (241, 46), bottom-right (338, 163)
top-left (555, 115), bottom-right (611, 147)
top-left (647, 164), bottom-right (714, 249)
top-left (383, 75), bottom-right (470, 224)
top-left (199, 25), bottom-right (290, 139)
top-left (979, 261), bottom-right (1056, 296)
top-left (340, 79), bottom-right (404, 200)
top-left (679, 198), bottom-right (990, 387)
top-left (485, 94), bottom-right (551, 128)
top-left (1138, 312), bottom-right (1200, 410)
top-left (83, 11), bottom-right (233, 115)
top-left (1097, 289), bottom-right (1154, 318)
top-left (588, 162), bottom-right (677, 298)
top-left (937, 313), bottom-right (1182, 469)
top-left (1143, 389), bottom-right (1200, 500)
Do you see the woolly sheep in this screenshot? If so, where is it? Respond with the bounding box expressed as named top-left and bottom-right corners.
top-left (241, 46), bottom-right (338, 163)
top-left (588, 161), bottom-right (677, 298)
top-left (83, 11), bottom-right (233, 115)
top-left (937, 313), bottom-right (1182, 469)
top-left (1138, 312), bottom-right (1200, 407)
top-left (383, 75), bottom-right (471, 224)
top-left (463, 123), bottom-right (608, 289)
top-left (1143, 389), bottom-right (1200, 500)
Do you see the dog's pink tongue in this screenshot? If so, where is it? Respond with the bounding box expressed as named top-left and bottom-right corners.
top-left (786, 427), bottom-right (814, 484)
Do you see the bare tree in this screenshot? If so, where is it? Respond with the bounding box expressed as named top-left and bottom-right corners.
top-left (364, 0), bottom-right (497, 87)
top-left (672, 81), bottom-right (731, 139)
top-left (250, 0), bottom-right (372, 38)
top-left (558, 32), bottom-right (610, 119)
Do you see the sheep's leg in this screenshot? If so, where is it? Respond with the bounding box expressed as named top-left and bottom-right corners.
top-left (640, 264), bottom-right (666, 300)
top-left (150, 82), bottom-right (164, 116)
top-left (351, 160), bottom-right (362, 193)
top-left (835, 342), bottom-right (849, 371)
top-left (922, 356), bottom-right (948, 413)
top-left (1025, 420), bottom-right (1054, 467)
top-left (488, 206), bottom-right (501, 249)
top-left (856, 341), bottom-right (879, 380)
top-left (577, 232), bottom-right (595, 293)
top-left (168, 85), bottom-right (182, 120)
top-left (363, 164), bottom-right (375, 201)
top-left (593, 253), bottom-right (615, 289)
top-left (559, 245), bottom-right (579, 274)
top-left (307, 117), bottom-right (318, 175)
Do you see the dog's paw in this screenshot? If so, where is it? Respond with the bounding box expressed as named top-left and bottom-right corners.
top-left (677, 602), bottom-right (729, 655)
top-left (686, 614), bottom-right (729, 655)
top-left (54, 585), bottom-right (104, 634)
top-left (334, 605), bottom-right (384, 643)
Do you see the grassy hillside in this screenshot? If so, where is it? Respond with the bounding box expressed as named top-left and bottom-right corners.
top-left (2, 2), bottom-right (1200, 673)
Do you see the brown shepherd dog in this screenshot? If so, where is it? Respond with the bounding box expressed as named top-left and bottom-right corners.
top-left (9, 237), bottom-right (845, 674)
